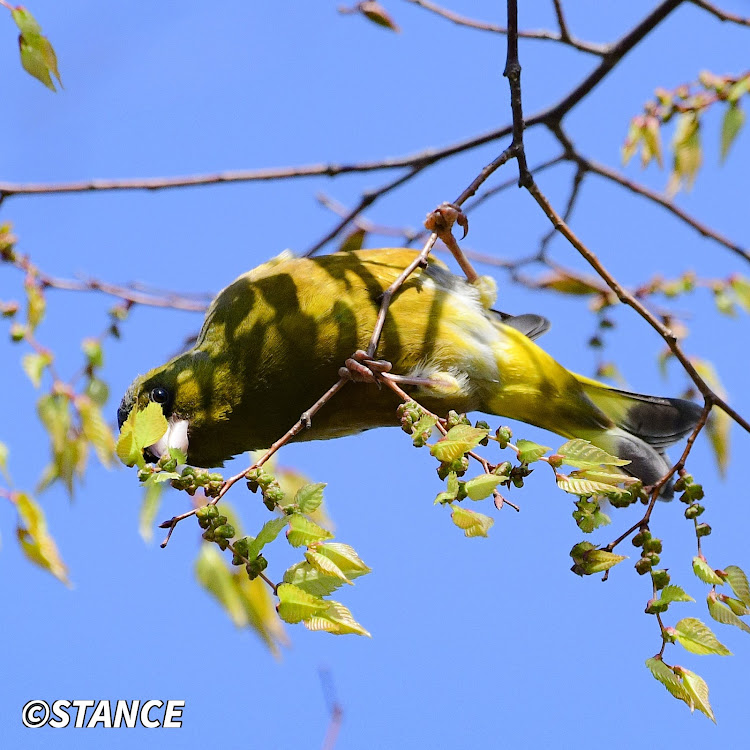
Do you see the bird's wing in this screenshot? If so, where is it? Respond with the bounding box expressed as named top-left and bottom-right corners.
top-left (494, 311), bottom-right (551, 341)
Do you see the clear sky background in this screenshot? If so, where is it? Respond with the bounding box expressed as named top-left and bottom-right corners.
top-left (2, 1), bottom-right (750, 747)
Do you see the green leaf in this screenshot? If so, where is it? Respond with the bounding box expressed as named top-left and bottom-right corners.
top-left (195, 544), bottom-right (249, 627)
top-left (692, 556), bottom-right (723, 586)
top-left (645, 657), bottom-right (693, 708)
top-left (116, 401), bottom-right (168, 467)
top-left (730, 276), bottom-right (750, 313)
top-left (276, 583), bottom-right (329, 624)
top-left (0, 440), bottom-right (9, 482)
top-left (673, 617), bottom-right (731, 655)
top-left (294, 482), bottom-right (326, 514)
top-left (722, 595), bottom-right (750, 616)
top-left (168, 446), bottom-right (187, 465)
top-left (515, 439), bottom-right (550, 464)
top-left (449, 504), bottom-right (493, 538)
top-left (305, 551), bottom-right (352, 585)
top-left (138, 475), bottom-right (163, 543)
top-left (245, 516), bottom-right (289, 561)
top-left (435, 471), bottom-right (459, 505)
top-left (11, 7), bottom-right (63, 93)
top-left (411, 413), bottom-right (437, 446)
top-left (304, 601), bottom-right (371, 637)
top-left (579, 549), bottom-right (626, 575)
top-left (463, 473), bottom-right (502, 501)
top-left (720, 105), bottom-right (745, 162)
top-left (707, 591), bottom-right (750, 634)
top-left (24, 280), bottom-right (46, 330)
top-left (557, 475), bottom-right (628, 499)
top-left (430, 424), bottom-right (488, 462)
top-left (76, 395), bottom-right (115, 467)
top-left (568, 468), bottom-right (631, 486)
top-left (727, 75), bottom-right (750, 103)
top-left (22, 352), bottom-right (51, 388)
top-left (556, 439), bottom-right (630, 469)
top-left (15, 491), bottom-right (68, 584)
top-left (283, 561), bottom-right (345, 597)
top-left (676, 667), bottom-right (715, 722)
top-left (622, 118), bottom-right (643, 165)
top-left (11, 7), bottom-right (42, 35)
top-left (316, 542), bottom-right (370, 580)
top-left (721, 565), bottom-right (750, 607)
top-left (659, 585), bottom-right (694, 605)
top-left (670, 112), bottom-right (702, 193)
top-left (285, 514), bottom-right (334, 548)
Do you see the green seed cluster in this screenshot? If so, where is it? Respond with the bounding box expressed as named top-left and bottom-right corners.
top-left (245, 468), bottom-right (287, 511)
top-left (196, 505), bottom-right (235, 550)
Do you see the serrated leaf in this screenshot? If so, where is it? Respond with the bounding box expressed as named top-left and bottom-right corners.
top-left (11, 8), bottom-right (42, 35)
top-left (138, 475), bottom-right (162, 543)
top-left (168, 446), bottom-right (187, 464)
top-left (670, 112), bottom-right (702, 194)
top-left (76, 395), bottom-right (115, 467)
top-left (463, 473), bottom-right (502, 501)
top-left (568, 468), bottom-right (632, 485)
top-left (283, 561), bottom-right (344, 597)
top-left (660, 585), bottom-right (694, 605)
top-left (316, 542), bottom-right (370, 580)
top-left (515, 439), bottom-right (550, 463)
top-left (721, 104), bottom-right (745, 162)
top-left (305, 550), bottom-right (352, 584)
top-left (557, 475), bottom-right (628, 498)
top-left (245, 516), bottom-right (289, 561)
top-left (304, 601), bottom-right (371, 637)
top-left (116, 402), bottom-right (168, 467)
top-left (22, 352), bottom-right (51, 388)
top-left (641, 115), bottom-right (663, 168)
top-left (692, 556), bottom-right (724, 585)
top-left (411, 413), bottom-right (437, 445)
top-left (622, 118), bottom-right (643, 165)
top-left (338, 227), bottom-right (366, 253)
top-left (677, 668), bottom-right (715, 722)
top-left (727, 75), bottom-right (750, 103)
top-left (722, 566), bottom-right (750, 607)
top-left (276, 583), bottom-right (329, 624)
top-left (430, 424), bottom-right (487, 462)
top-left (691, 358), bottom-right (729, 476)
top-left (645, 657), bottom-right (693, 708)
top-left (707, 591), bottom-right (750, 634)
top-left (673, 617), bottom-right (731, 655)
top-left (286, 514), bottom-right (333, 548)
top-left (449, 504), bottom-right (493, 537)
top-left (556, 439), bottom-right (630, 469)
top-left (295, 482), bottom-right (326, 514)
top-left (721, 595), bottom-right (750, 617)
top-left (15, 491), bottom-right (68, 584)
top-left (580, 549), bottom-right (626, 575)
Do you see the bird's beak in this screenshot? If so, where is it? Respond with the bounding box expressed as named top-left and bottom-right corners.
top-left (146, 417), bottom-right (190, 462)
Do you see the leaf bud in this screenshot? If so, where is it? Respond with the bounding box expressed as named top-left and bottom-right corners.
top-left (643, 537), bottom-right (662, 554)
top-left (645, 598), bottom-right (668, 614)
top-left (651, 569), bottom-right (671, 590)
top-left (495, 425), bottom-right (512, 448)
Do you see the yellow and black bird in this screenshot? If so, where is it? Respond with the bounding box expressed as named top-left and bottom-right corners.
top-left (118, 248), bottom-right (701, 486)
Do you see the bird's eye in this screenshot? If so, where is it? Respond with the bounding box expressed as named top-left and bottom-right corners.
top-left (150, 386), bottom-right (170, 405)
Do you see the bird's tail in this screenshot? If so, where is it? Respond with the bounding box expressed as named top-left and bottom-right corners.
top-left (572, 374), bottom-right (703, 493)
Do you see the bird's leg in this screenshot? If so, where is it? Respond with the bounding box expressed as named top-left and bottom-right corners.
top-left (339, 350), bottom-right (447, 391)
top-left (339, 349), bottom-right (392, 386)
top-left (424, 202), bottom-right (479, 284)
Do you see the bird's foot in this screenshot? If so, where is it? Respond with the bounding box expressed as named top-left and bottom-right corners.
top-left (339, 349), bottom-right (393, 386)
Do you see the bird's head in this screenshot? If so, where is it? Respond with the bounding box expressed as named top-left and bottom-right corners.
top-left (117, 348), bottom-right (238, 467)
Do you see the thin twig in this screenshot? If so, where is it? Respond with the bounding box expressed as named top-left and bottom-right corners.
top-left (690, 0), bottom-right (750, 26)
top-left (578, 155), bottom-right (750, 265)
top-left (303, 167), bottom-right (423, 257)
top-left (403, 0), bottom-right (609, 55)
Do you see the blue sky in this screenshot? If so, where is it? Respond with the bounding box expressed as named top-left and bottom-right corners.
top-left (2, 1), bottom-right (750, 747)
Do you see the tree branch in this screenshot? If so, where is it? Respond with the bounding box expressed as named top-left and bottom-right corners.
top-left (690, 0), bottom-right (750, 26)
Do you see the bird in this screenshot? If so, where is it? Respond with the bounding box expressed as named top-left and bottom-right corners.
top-left (118, 248), bottom-right (702, 487)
